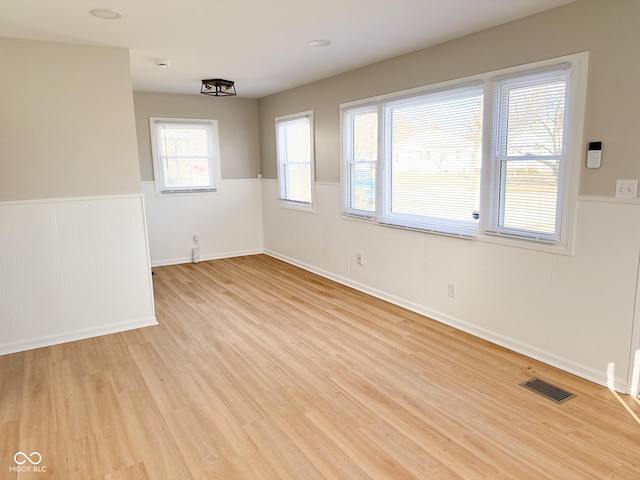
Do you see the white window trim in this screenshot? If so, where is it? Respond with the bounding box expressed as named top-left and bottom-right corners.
top-left (378, 83), bottom-right (484, 238)
top-left (478, 55), bottom-right (588, 255)
top-left (150, 117), bottom-right (222, 196)
top-left (342, 102), bottom-right (378, 218)
top-left (275, 111), bottom-right (316, 213)
top-left (340, 52), bottom-right (588, 255)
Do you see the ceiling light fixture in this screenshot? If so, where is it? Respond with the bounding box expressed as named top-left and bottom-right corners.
top-left (308, 39), bottom-right (331, 47)
top-left (89, 8), bottom-right (122, 20)
top-left (201, 79), bottom-right (237, 97)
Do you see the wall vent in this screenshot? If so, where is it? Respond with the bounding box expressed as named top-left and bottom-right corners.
top-left (520, 378), bottom-right (576, 404)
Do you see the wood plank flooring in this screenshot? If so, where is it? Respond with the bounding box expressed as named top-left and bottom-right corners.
top-left (1, 254), bottom-right (640, 479)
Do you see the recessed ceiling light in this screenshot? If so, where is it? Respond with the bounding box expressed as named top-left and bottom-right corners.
top-left (308, 39), bottom-right (331, 47)
top-left (89, 8), bottom-right (122, 20)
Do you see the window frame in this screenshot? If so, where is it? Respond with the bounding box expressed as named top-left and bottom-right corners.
top-left (275, 111), bottom-right (315, 212)
top-left (342, 103), bottom-right (378, 218)
top-left (485, 67), bottom-right (571, 243)
top-left (378, 83), bottom-right (484, 237)
top-left (150, 117), bottom-right (221, 195)
top-left (340, 52), bottom-right (588, 254)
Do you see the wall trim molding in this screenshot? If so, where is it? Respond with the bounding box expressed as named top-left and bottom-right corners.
top-left (578, 195), bottom-right (640, 205)
top-left (264, 249), bottom-right (628, 393)
top-left (0, 316), bottom-right (158, 356)
top-left (0, 192), bottom-right (144, 206)
top-left (142, 179), bottom-right (262, 186)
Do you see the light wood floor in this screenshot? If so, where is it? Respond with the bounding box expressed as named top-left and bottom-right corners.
top-left (2, 255), bottom-right (640, 479)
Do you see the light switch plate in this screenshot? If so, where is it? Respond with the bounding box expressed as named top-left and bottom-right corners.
top-left (615, 179), bottom-right (637, 199)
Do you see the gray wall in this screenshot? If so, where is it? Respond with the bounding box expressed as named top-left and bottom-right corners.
top-left (133, 92), bottom-right (260, 181)
top-left (0, 37), bottom-right (141, 201)
top-left (258, 0), bottom-right (640, 197)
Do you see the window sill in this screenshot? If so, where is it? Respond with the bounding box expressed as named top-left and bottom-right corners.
top-left (477, 232), bottom-right (572, 256)
top-left (154, 187), bottom-right (220, 197)
top-left (279, 199), bottom-right (315, 213)
top-left (341, 213), bottom-right (573, 255)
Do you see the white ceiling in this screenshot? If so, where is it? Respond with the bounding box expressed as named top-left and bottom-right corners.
top-left (0, 0), bottom-right (577, 98)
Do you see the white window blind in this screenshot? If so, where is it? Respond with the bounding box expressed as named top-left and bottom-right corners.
top-left (276, 112), bottom-right (314, 207)
top-left (379, 85), bottom-right (484, 236)
top-left (489, 68), bottom-right (570, 241)
top-left (151, 119), bottom-right (218, 194)
top-left (343, 105), bottom-right (377, 217)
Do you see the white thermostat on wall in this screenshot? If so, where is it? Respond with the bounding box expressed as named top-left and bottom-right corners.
top-left (587, 141), bottom-right (602, 169)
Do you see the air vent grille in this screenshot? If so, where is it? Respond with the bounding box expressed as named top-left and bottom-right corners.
top-left (520, 378), bottom-right (576, 404)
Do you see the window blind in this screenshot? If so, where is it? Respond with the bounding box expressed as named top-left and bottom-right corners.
top-left (489, 68), bottom-right (570, 241)
top-left (379, 84), bottom-right (484, 236)
top-left (343, 105), bottom-right (377, 217)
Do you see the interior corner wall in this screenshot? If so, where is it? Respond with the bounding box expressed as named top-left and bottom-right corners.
top-left (132, 92), bottom-right (264, 266)
top-left (257, 0), bottom-right (640, 392)
top-left (0, 37), bottom-right (156, 355)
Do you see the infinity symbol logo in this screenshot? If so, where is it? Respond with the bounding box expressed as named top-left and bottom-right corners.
top-left (14, 451), bottom-right (42, 465)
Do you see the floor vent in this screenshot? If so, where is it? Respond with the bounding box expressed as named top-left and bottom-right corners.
top-left (520, 378), bottom-right (576, 404)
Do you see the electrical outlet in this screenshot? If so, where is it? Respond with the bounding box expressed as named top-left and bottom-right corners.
top-left (356, 251), bottom-right (366, 266)
top-left (447, 283), bottom-right (456, 298)
top-left (615, 179), bottom-right (637, 199)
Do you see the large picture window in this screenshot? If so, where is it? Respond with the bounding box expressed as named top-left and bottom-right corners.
top-left (341, 54), bottom-right (587, 250)
top-left (380, 84), bottom-right (483, 236)
top-left (276, 111), bottom-right (315, 210)
top-left (150, 118), bottom-right (220, 194)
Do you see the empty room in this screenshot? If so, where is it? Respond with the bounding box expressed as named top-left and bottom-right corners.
top-left (1, 0), bottom-right (640, 478)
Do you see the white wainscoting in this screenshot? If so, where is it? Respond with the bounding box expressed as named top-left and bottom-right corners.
top-left (0, 194), bottom-right (157, 355)
top-left (262, 180), bottom-right (640, 393)
top-left (142, 180), bottom-right (264, 266)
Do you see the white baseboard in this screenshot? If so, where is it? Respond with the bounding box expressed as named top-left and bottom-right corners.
top-left (264, 249), bottom-right (627, 393)
top-left (0, 317), bottom-right (158, 356)
top-left (150, 249), bottom-right (263, 267)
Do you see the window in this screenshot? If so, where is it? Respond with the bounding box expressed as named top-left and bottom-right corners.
top-left (381, 84), bottom-right (483, 236)
top-left (341, 53), bottom-right (587, 250)
top-left (276, 111), bottom-right (314, 210)
top-left (489, 68), bottom-right (570, 242)
top-left (343, 104), bottom-right (377, 216)
top-left (150, 118), bottom-right (220, 194)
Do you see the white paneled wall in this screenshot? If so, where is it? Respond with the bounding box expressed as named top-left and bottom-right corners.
top-left (262, 180), bottom-right (640, 393)
top-left (142, 180), bottom-right (263, 266)
top-left (0, 194), bottom-right (156, 355)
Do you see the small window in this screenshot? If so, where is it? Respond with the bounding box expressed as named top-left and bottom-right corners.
top-left (489, 68), bottom-right (570, 242)
top-left (150, 118), bottom-right (220, 194)
top-left (276, 111), bottom-right (315, 210)
top-left (343, 105), bottom-right (377, 217)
